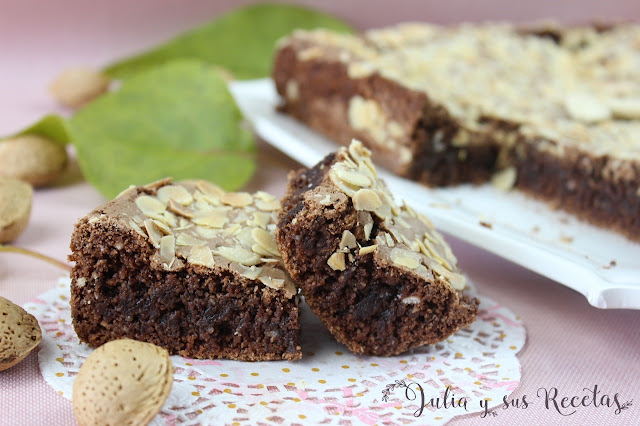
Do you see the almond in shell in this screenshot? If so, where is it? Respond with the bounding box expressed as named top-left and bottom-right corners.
top-left (0, 296), bottom-right (42, 371)
top-left (0, 178), bottom-right (33, 243)
top-left (72, 339), bottom-right (173, 426)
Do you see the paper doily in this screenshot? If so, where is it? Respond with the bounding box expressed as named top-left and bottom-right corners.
top-left (27, 277), bottom-right (526, 425)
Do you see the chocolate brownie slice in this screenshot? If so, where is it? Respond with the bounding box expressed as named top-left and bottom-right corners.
top-left (273, 23), bottom-right (640, 241)
top-left (70, 178), bottom-right (301, 361)
top-left (276, 141), bottom-right (478, 356)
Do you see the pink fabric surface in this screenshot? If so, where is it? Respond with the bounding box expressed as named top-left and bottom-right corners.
top-left (1, 1), bottom-right (639, 425)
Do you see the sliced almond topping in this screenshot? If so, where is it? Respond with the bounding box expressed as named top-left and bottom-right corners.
top-left (159, 235), bottom-right (175, 262)
top-left (352, 188), bottom-right (382, 211)
top-left (607, 98), bottom-right (640, 120)
top-left (327, 251), bottom-right (346, 271)
top-left (259, 275), bottom-right (285, 291)
top-left (160, 211), bottom-right (177, 228)
top-left (135, 195), bottom-right (166, 216)
top-left (175, 233), bottom-right (206, 246)
top-left (334, 168), bottom-right (372, 188)
top-left (390, 247), bottom-right (420, 269)
top-left (331, 175), bottom-right (360, 196)
top-left (216, 247), bottom-right (261, 266)
top-left (251, 243), bottom-right (272, 257)
top-left (195, 225), bottom-right (221, 239)
top-left (364, 222), bottom-right (373, 241)
top-left (564, 92), bottom-right (611, 123)
top-left (251, 228), bottom-right (280, 257)
top-left (449, 273), bottom-right (467, 291)
top-left (384, 233), bottom-right (395, 247)
top-left (491, 167), bottom-right (517, 191)
top-left (129, 220), bottom-right (147, 239)
top-left (250, 211), bottom-right (272, 229)
top-left (143, 219), bottom-right (162, 247)
top-left (192, 210), bottom-right (228, 228)
top-left (188, 246), bottom-right (214, 268)
top-left (196, 180), bottom-right (224, 200)
top-left (409, 239), bottom-right (421, 252)
top-left (339, 230), bottom-right (357, 249)
top-left (150, 219), bottom-right (171, 236)
top-left (417, 213), bottom-right (435, 230)
top-left (167, 199), bottom-right (194, 219)
top-left (239, 265), bottom-right (262, 280)
top-left (396, 217), bottom-right (411, 229)
top-left (157, 185), bottom-right (193, 205)
top-left (359, 244), bottom-right (378, 255)
top-left (255, 198), bottom-right (281, 211)
top-left (373, 203), bottom-right (393, 220)
top-left (221, 192), bottom-right (253, 207)
top-left (224, 223), bottom-right (242, 236)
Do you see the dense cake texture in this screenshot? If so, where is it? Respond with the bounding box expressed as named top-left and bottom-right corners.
top-left (276, 140), bottom-right (478, 356)
top-left (70, 178), bottom-right (301, 361)
top-left (273, 23), bottom-right (640, 241)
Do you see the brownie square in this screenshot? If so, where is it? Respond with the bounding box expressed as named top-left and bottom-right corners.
top-left (276, 140), bottom-right (478, 356)
top-left (70, 178), bottom-right (301, 361)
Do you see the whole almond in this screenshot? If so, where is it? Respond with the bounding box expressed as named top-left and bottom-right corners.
top-left (73, 339), bottom-right (174, 426)
top-left (0, 296), bottom-right (42, 371)
top-left (0, 135), bottom-right (68, 186)
top-left (0, 178), bottom-right (33, 243)
top-left (49, 67), bottom-right (110, 109)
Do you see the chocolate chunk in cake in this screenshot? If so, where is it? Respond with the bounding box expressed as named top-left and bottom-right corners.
top-left (70, 178), bottom-right (301, 361)
top-left (273, 23), bottom-right (640, 241)
top-left (276, 140), bottom-right (478, 356)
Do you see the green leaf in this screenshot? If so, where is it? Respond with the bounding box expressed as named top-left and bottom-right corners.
top-left (6, 114), bottom-right (72, 146)
top-left (70, 60), bottom-right (255, 199)
top-left (105, 3), bottom-right (354, 80)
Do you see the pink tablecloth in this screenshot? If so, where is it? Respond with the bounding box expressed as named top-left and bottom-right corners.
top-left (1, 1), bottom-right (639, 425)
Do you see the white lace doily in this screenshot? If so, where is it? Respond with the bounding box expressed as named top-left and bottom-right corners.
top-left (27, 277), bottom-right (525, 425)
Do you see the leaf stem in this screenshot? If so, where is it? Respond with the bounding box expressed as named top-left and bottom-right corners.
top-left (0, 245), bottom-right (72, 272)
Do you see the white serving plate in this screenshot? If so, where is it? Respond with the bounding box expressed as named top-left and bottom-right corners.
top-left (229, 79), bottom-right (640, 310)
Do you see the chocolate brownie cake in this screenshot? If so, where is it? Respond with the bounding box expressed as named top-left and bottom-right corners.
top-left (276, 140), bottom-right (478, 356)
top-left (70, 178), bottom-right (301, 361)
top-left (273, 23), bottom-right (640, 241)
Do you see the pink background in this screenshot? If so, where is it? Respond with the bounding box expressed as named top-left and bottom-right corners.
top-left (1, 1), bottom-right (639, 425)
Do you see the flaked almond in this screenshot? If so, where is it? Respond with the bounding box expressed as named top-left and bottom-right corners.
top-left (143, 219), bottom-right (162, 247)
top-left (0, 296), bottom-right (42, 371)
top-left (192, 210), bottom-right (228, 228)
top-left (0, 178), bottom-right (33, 243)
top-left (72, 339), bottom-right (173, 426)
top-left (0, 135), bottom-right (68, 186)
top-left (564, 92), bottom-right (611, 123)
top-left (135, 195), bottom-right (166, 216)
top-left (491, 167), bottom-right (517, 191)
top-left (390, 247), bottom-right (421, 269)
top-left (216, 246), bottom-right (261, 266)
top-left (334, 167), bottom-right (372, 188)
top-left (607, 98), bottom-right (640, 120)
top-left (188, 246), bottom-right (214, 268)
top-left (156, 184), bottom-right (193, 205)
top-left (339, 230), bottom-right (357, 249)
top-left (327, 252), bottom-right (346, 271)
top-left (159, 235), bottom-right (175, 263)
top-left (220, 192), bottom-right (253, 207)
top-left (167, 199), bottom-right (193, 219)
top-left (49, 67), bottom-right (110, 109)
top-left (352, 188), bottom-right (382, 211)
top-left (359, 244), bottom-right (378, 255)
top-left (251, 228), bottom-right (280, 257)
